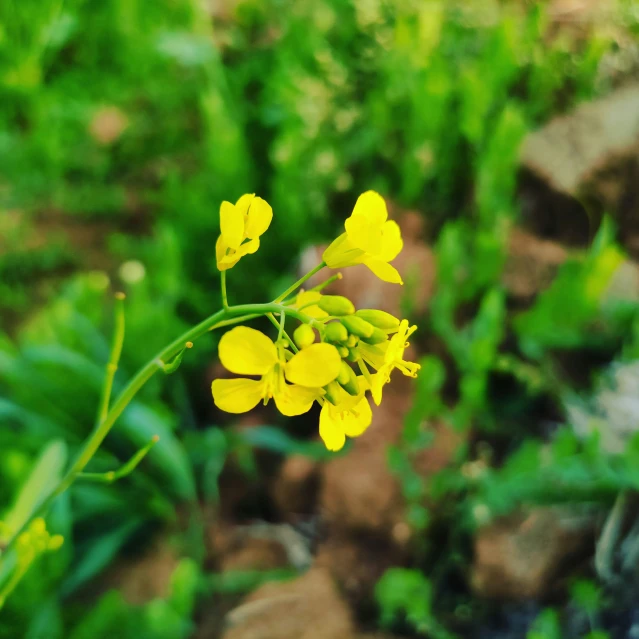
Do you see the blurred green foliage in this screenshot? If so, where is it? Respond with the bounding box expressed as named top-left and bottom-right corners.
top-left (1, 0), bottom-right (638, 637)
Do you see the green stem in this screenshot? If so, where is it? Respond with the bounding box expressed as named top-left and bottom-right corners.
top-left (309, 271), bottom-right (342, 293)
top-left (1, 301), bottom-right (312, 556)
top-left (273, 262), bottom-right (326, 303)
top-left (96, 293), bottom-right (126, 426)
top-left (266, 309), bottom-right (299, 353)
top-left (220, 270), bottom-right (229, 309)
top-left (79, 435), bottom-right (160, 483)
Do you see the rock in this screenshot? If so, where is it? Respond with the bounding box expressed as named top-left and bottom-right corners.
top-left (319, 392), bottom-right (410, 537)
top-left (221, 567), bottom-right (356, 639)
top-left (315, 532), bottom-right (404, 611)
top-left (566, 361), bottom-right (639, 455)
top-left (502, 228), bottom-right (568, 300)
top-left (210, 521), bottom-right (313, 572)
top-left (521, 84), bottom-right (639, 198)
top-left (471, 507), bottom-right (594, 600)
top-left (603, 259), bottom-right (639, 304)
top-left (271, 454), bottom-right (320, 520)
top-left (218, 536), bottom-right (290, 574)
top-left (519, 83), bottom-right (639, 248)
top-left (97, 538), bottom-right (179, 605)
top-left (320, 378), bottom-right (464, 539)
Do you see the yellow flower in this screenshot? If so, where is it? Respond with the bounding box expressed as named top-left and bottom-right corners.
top-left (291, 290), bottom-right (329, 319)
top-left (212, 326), bottom-right (341, 416)
top-left (216, 194), bottom-right (273, 271)
top-left (319, 377), bottom-right (372, 451)
top-left (323, 191), bottom-right (403, 284)
top-left (358, 320), bottom-right (420, 405)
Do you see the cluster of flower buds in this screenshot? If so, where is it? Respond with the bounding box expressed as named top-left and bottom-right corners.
top-left (0, 518), bottom-right (63, 607)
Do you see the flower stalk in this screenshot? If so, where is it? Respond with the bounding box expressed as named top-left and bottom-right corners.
top-left (1, 189), bottom-right (418, 603)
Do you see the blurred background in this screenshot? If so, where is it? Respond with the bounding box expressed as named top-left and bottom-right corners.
top-left (2, 0), bottom-right (639, 637)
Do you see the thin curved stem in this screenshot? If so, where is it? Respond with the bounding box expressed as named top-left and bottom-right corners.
top-left (273, 262), bottom-right (326, 303)
top-left (267, 312), bottom-right (298, 353)
top-left (2, 301), bottom-right (314, 555)
top-left (96, 292), bottom-right (126, 426)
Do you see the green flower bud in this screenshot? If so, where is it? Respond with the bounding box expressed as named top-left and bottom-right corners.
top-left (293, 324), bottom-right (316, 349)
top-left (346, 347), bottom-right (361, 362)
top-left (337, 361), bottom-right (359, 395)
top-left (341, 316), bottom-right (375, 339)
top-left (336, 345), bottom-right (349, 358)
top-left (323, 381), bottom-right (342, 405)
top-left (361, 327), bottom-right (388, 345)
top-left (324, 321), bottom-right (349, 343)
top-left (48, 535), bottom-right (64, 552)
top-left (354, 309), bottom-right (400, 330)
top-left (317, 295), bottom-right (355, 316)
top-left (346, 334), bottom-right (359, 347)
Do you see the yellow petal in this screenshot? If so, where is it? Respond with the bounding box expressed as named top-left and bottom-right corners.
top-left (319, 403), bottom-right (346, 451)
top-left (342, 397), bottom-right (372, 437)
top-left (351, 191), bottom-right (388, 225)
top-left (245, 197), bottom-right (273, 239)
top-left (371, 367), bottom-right (392, 406)
top-left (220, 200), bottom-right (244, 251)
top-left (379, 220), bottom-right (403, 262)
top-left (345, 214), bottom-right (383, 255)
top-left (323, 233), bottom-right (366, 268)
top-left (363, 258), bottom-right (403, 284)
top-left (216, 235), bottom-right (243, 271)
top-left (212, 378), bottom-right (264, 413)
top-left (219, 327), bottom-right (278, 375)
top-left (285, 342), bottom-right (341, 387)
top-left (274, 384), bottom-right (319, 416)
top-left (234, 193), bottom-right (255, 217)
top-left (357, 341), bottom-right (388, 371)
top-left (226, 238), bottom-right (260, 260)
top-left (294, 291), bottom-right (328, 319)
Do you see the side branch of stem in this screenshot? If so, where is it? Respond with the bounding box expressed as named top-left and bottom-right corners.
top-left (1, 299), bottom-right (315, 555)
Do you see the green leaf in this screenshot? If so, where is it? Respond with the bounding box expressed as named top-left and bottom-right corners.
top-left (527, 608), bottom-right (562, 639)
top-left (4, 439), bottom-right (67, 533)
top-left (168, 559), bottom-right (199, 618)
top-left (61, 517), bottom-right (143, 595)
top-left (571, 579), bottom-right (602, 616)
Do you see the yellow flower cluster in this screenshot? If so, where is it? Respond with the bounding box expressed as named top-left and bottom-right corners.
top-left (212, 190), bottom-right (420, 451)
top-left (0, 518), bottom-right (63, 608)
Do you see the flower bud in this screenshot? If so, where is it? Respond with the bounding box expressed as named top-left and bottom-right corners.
top-left (346, 334), bottom-right (359, 347)
top-left (324, 321), bottom-right (348, 343)
top-left (346, 347), bottom-right (361, 362)
top-left (337, 361), bottom-right (359, 395)
top-left (341, 316), bottom-right (374, 339)
top-left (361, 328), bottom-right (388, 345)
top-left (48, 535), bottom-right (64, 552)
top-left (336, 345), bottom-right (349, 358)
top-left (354, 309), bottom-right (400, 330)
top-left (318, 295), bottom-right (355, 316)
top-left (323, 381), bottom-right (342, 405)
top-left (293, 324), bottom-right (316, 349)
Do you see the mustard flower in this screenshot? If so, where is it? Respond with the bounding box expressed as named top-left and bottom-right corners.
top-left (323, 191), bottom-right (403, 284)
top-left (319, 377), bottom-right (372, 451)
top-left (212, 326), bottom-right (341, 416)
top-left (357, 320), bottom-right (421, 405)
top-left (216, 194), bottom-right (273, 271)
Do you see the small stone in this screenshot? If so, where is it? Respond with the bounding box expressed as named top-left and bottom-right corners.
top-left (471, 507), bottom-right (594, 600)
top-left (222, 567), bottom-right (356, 639)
